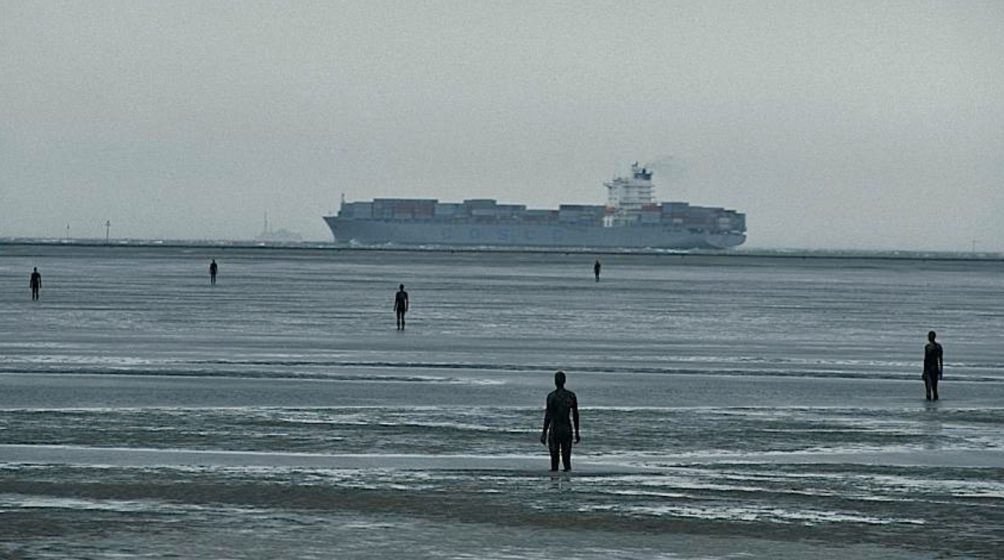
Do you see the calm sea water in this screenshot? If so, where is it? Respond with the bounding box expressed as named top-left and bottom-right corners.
top-left (1, 244), bottom-right (1003, 559)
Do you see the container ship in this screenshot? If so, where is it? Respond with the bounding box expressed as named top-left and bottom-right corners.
top-left (323, 163), bottom-right (746, 249)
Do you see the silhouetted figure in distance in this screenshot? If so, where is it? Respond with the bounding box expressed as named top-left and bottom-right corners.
top-left (394, 284), bottom-right (409, 330)
top-left (29, 267), bottom-right (42, 301)
top-left (923, 330), bottom-right (944, 401)
top-left (541, 370), bottom-right (580, 471)
top-left (209, 259), bottom-right (218, 286)
top-left (594, 259), bottom-right (601, 282)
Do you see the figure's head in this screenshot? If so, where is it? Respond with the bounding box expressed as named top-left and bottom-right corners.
top-left (554, 370), bottom-right (566, 388)
top-left (928, 330), bottom-right (937, 342)
top-left (33, 267), bottom-right (37, 272)
top-left (399, 284), bottom-right (405, 290)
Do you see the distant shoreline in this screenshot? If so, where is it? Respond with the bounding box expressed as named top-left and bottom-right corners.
top-left (1, 238), bottom-right (1000, 262)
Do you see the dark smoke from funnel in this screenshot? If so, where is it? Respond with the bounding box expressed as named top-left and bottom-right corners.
top-left (643, 155), bottom-right (689, 198)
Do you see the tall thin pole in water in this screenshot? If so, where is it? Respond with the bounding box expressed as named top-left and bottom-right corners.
top-left (105, 220), bottom-right (111, 243)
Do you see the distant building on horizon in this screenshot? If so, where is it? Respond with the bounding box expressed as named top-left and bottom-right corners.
top-left (256, 212), bottom-right (303, 243)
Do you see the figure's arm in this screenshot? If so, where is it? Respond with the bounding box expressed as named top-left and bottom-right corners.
top-left (572, 395), bottom-right (580, 444)
top-left (405, 295), bottom-right (409, 312)
top-left (540, 402), bottom-right (551, 445)
top-left (938, 346), bottom-right (944, 379)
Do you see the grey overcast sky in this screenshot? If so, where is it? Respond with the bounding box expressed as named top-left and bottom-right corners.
top-left (2, 1), bottom-right (1002, 250)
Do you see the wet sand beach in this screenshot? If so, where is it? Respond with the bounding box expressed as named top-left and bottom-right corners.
top-left (2, 245), bottom-right (1002, 558)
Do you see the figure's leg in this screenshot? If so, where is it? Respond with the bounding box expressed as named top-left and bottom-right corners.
top-left (548, 436), bottom-right (559, 471)
top-left (561, 440), bottom-right (572, 471)
top-left (924, 377), bottom-right (932, 400)
top-left (932, 378), bottom-right (939, 401)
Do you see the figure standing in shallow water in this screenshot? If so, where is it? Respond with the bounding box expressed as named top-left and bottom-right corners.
top-left (923, 330), bottom-right (944, 401)
top-left (209, 259), bottom-right (218, 286)
top-left (541, 370), bottom-right (580, 472)
top-left (29, 267), bottom-right (42, 301)
top-left (394, 284), bottom-right (409, 330)
top-left (594, 259), bottom-right (601, 282)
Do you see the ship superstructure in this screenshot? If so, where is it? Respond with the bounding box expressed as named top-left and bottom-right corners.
top-left (323, 163), bottom-right (746, 249)
top-left (605, 163), bottom-right (655, 226)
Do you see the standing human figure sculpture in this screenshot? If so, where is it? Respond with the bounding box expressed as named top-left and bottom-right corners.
top-left (29, 267), bottom-right (42, 301)
top-left (394, 284), bottom-right (409, 330)
top-left (923, 330), bottom-right (944, 401)
top-left (540, 370), bottom-right (580, 472)
top-left (209, 259), bottom-right (218, 286)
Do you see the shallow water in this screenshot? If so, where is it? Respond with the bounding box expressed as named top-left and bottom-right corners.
top-left (1, 245), bottom-right (1003, 558)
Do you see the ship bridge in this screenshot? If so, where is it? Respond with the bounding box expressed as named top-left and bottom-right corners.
top-left (604, 162), bottom-right (656, 226)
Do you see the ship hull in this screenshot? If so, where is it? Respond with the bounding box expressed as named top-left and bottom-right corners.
top-left (324, 217), bottom-right (745, 250)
